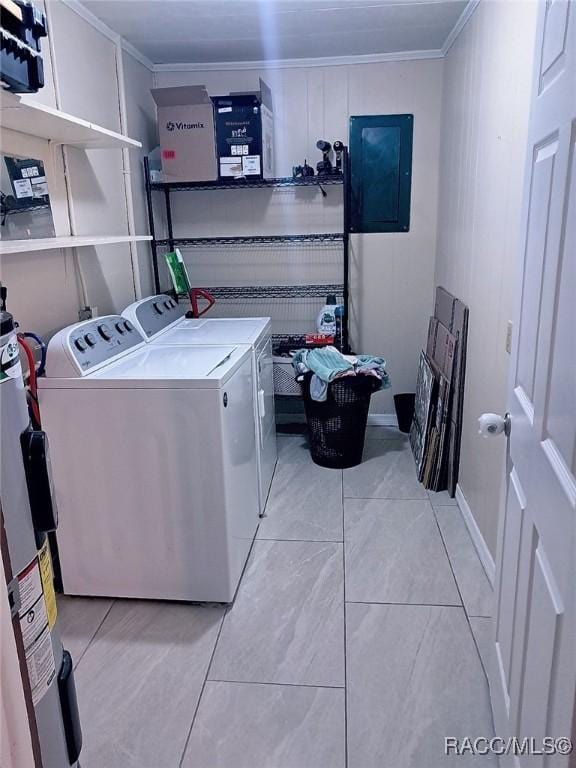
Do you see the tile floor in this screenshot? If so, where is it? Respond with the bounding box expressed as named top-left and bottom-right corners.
top-left (58, 428), bottom-right (496, 767)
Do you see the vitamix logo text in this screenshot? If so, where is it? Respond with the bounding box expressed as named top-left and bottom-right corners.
top-left (166, 121), bottom-right (204, 132)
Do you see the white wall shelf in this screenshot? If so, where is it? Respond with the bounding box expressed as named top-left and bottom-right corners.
top-left (0, 235), bottom-right (152, 255)
top-left (0, 93), bottom-right (142, 149)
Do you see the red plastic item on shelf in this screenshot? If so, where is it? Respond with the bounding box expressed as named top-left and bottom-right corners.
top-left (190, 287), bottom-right (216, 318)
top-left (305, 333), bottom-right (334, 346)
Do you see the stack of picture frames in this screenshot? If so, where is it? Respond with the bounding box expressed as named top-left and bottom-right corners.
top-left (410, 287), bottom-right (469, 496)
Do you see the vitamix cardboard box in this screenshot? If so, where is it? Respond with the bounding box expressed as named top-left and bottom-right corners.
top-left (212, 79), bottom-right (274, 180)
top-left (152, 85), bottom-right (217, 182)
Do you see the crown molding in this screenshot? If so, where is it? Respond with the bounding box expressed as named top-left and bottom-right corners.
top-left (121, 39), bottom-right (155, 70)
top-left (60, 0), bottom-right (155, 70)
top-left (442, 0), bottom-right (481, 56)
top-left (152, 48), bottom-right (445, 73)
top-left (63, 0), bottom-right (480, 73)
top-left (60, 0), bottom-right (120, 44)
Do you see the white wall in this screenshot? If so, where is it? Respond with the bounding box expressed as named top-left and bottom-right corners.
top-left (154, 59), bottom-right (443, 413)
top-left (435, 0), bottom-right (538, 556)
top-left (0, 0), bottom-right (77, 339)
top-left (347, 61), bottom-right (443, 413)
top-left (0, 126), bottom-right (79, 338)
top-left (49, 1), bottom-right (134, 315)
top-left (121, 49), bottom-right (157, 298)
top-left (0, 1), bottom-right (152, 338)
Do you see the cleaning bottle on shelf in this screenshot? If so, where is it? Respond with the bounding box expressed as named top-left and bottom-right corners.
top-left (334, 304), bottom-right (344, 351)
top-left (316, 294), bottom-right (338, 335)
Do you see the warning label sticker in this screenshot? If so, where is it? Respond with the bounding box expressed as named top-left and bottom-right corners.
top-left (0, 334), bottom-right (22, 383)
top-left (19, 581), bottom-right (48, 649)
top-left (18, 557), bottom-right (43, 616)
top-left (26, 626), bottom-right (56, 707)
top-left (17, 556), bottom-right (56, 707)
top-left (38, 539), bottom-right (57, 630)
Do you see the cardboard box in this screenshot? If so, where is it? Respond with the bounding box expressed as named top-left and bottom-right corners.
top-left (151, 85), bottom-right (217, 183)
top-left (212, 78), bottom-right (274, 180)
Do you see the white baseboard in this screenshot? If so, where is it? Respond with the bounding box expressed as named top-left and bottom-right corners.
top-left (367, 413), bottom-right (399, 427)
top-left (276, 413), bottom-right (399, 427)
top-left (455, 484), bottom-right (496, 586)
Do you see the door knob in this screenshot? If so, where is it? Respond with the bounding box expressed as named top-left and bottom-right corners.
top-left (478, 412), bottom-right (511, 437)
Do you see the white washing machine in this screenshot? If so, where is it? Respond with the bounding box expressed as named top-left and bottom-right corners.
top-left (122, 295), bottom-right (277, 512)
top-left (38, 315), bottom-right (259, 603)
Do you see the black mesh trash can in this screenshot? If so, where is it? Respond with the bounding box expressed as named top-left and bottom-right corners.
top-left (301, 372), bottom-right (378, 469)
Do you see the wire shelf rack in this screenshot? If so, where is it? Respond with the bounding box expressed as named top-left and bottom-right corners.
top-left (150, 175), bottom-right (344, 192)
top-left (156, 233), bottom-right (344, 248)
top-left (144, 151), bottom-right (351, 352)
top-left (180, 283), bottom-right (344, 300)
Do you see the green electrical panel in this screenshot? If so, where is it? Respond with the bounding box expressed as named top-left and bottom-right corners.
top-left (349, 114), bottom-right (413, 233)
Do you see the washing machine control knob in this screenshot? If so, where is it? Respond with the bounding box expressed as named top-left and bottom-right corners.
top-left (98, 323), bottom-right (112, 341)
top-left (115, 322), bottom-right (126, 334)
top-left (124, 320), bottom-right (133, 332)
top-left (153, 301), bottom-right (164, 315)
top-left (74, 338), bottom-right (86, 352)
top-left (84, 333), bottom-right (96, 347)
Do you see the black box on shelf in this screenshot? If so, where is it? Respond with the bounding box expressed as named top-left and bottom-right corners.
top-left (1, 0), bottom-right (47, 94)
top-left (212, 79), bottom-right (274, 181)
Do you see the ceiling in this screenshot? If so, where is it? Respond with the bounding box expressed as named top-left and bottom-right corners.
top-left (79, 0), bottom-right (471, 66)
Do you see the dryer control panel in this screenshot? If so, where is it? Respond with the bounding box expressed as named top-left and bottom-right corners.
top-left (45, 316), bottom-right (145, 377)
top-left (124, 295), bottom-right (185, 340)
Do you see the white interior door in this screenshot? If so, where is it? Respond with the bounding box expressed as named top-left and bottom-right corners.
top-left (490, 1), bottom-right (575, 764)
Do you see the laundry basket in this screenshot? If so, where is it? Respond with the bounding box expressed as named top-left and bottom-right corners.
top-left (301, 372), bottom-right (379, 469)
top-left (273, 355), bottom-right (301, 396)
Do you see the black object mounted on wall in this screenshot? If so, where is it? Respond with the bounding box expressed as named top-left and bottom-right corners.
top-left (0, 0), bottom-right (47, 93)
top-left (333, 140), bottom-right (345, 174)
top-left (315, 140), bottom-right (333, 176)
top-left (349, 114), bottom-right (413, 233)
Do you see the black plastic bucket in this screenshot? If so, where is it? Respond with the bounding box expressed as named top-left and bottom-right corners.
top-left (394, 393), bottom-right (416, 433)
top-left (301, 372), bottom-right (378, 468)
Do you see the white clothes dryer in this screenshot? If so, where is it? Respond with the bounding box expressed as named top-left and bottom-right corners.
top-left (39, 316), bottom-right (258, 603)
top-left (123, 296), bottom-right (277, 512)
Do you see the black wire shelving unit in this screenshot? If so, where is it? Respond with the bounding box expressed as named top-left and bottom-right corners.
top-left (155, 233), bottom-right (344, 249)
top-left (194, 283), bottom-right (345, 300)
top-left (149, 175), bottom-right (345, 192)
top-left (144, 149), bottom-right (351, 353)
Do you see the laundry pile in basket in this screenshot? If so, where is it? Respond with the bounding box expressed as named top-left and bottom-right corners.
top-left (292, 346), bottom-right (390, 401)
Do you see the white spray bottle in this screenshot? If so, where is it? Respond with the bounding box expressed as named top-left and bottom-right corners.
top-left (316, 294), bottom-right (338, 335)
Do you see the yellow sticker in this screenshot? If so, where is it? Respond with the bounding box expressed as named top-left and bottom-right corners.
top-left (38, 539), bottom-right (57, 630)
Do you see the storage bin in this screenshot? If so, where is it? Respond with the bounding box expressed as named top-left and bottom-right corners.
top-left (273, 355), bottom-right (301, 395)
top-left (301, 371), bottom-right (379, 468)
top-left (394, 392), bottom-right (416, 433)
